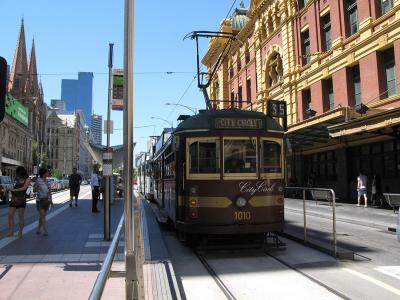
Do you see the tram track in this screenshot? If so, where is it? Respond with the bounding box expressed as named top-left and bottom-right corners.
top-left (195, 250), bottom-right (238, 300)
top-left (193, 243), bottom-right (349, 300)
top-left (265, 251), bottom-right (350, 300)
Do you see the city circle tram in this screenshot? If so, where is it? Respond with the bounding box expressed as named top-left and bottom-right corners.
top-left (144, 108), bottom-right (285, 242)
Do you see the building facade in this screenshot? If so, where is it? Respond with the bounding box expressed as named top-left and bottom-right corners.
top-left (61, 72), bottom-right (93, 126)
top-left (0, 19), bottom-right (46, 176)
top-left (203, 0), bottom-right (400, 201)
top-left (45, 109), bottom-right (92, 179)
top-left (91, 114), bottom-right (102, 146)
top-left (45, 110), bottom-right (80, 177)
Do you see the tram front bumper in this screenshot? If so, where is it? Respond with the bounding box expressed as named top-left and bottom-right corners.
top-left (176, 221), bottom-right (284, 235)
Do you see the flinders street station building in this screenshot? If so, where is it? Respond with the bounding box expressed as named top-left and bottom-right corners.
top-left (203, 0), bottom-right (400, 201)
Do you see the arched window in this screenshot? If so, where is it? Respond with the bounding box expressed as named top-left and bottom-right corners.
top-left (266, 52), bottom-right (283, 89)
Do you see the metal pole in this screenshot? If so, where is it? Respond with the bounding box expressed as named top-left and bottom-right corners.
top-left (63, 126), bottom-right (66, 176)
top-left (104, 43), bottom-right (114, 242)
top-left (124, 0), bottom-right (137, 299)
top-left (332, 189), bottom-right (337, 258)
top-left (303, 189), bottom-right (307, 244)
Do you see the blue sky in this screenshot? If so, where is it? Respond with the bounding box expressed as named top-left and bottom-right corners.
top-left (0, 0), bottom-right (248, 154)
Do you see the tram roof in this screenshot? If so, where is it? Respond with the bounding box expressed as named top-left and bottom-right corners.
top-left (174, 108), bottom-right (284, 133)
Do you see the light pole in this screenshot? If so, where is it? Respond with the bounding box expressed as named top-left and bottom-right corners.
top-left (103, 42), bottom-right (114, 242)
top-left (165, 102), bottom-right (197, 114)
top-left (151, 116), bottom-right (173, 129)
top-left (124, 0), bottom-right (136, 299)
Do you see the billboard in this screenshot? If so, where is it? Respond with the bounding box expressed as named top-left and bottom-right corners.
top-left (5, 94), bottom-right (29, 127)
top-left (112, 69), bottom-right (123, 111)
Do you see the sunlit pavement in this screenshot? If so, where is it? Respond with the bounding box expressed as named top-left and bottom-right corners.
top-left (0, 185), bottom-right (125, 300)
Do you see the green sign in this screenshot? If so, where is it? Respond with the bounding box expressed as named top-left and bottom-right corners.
top-left (5, 94), bottom-right (29, 127)
top-left (112, 69), bottom-right (123, 110)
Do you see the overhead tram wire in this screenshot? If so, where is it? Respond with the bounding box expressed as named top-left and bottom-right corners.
top-left (14, 71), bottom-right (194, 77)
top-left (165, 38), bottom-right (212, 120)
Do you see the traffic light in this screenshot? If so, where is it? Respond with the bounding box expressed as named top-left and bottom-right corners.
top-left (0, 56), bottom-right (7, 123)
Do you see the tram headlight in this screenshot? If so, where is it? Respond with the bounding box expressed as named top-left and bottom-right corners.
top-left (235, 196), bottom-right (247, 208)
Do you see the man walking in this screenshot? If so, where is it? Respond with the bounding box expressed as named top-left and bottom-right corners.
top-left (357, 170), bottom-right (368, 208)
top-left (69, 167), bottom-right (82, 207)
top-left (91, 167), bottom-right (100, 213)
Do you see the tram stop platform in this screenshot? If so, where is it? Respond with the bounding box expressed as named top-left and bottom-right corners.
top-left (283, 198), bottom-right (399, 259)
top-left (0, 186), bottom-right (125, 300)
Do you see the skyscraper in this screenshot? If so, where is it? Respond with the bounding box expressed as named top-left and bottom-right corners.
top-left (61, 72), bottom-right (93, 125)
top-left (91, 114), bottom-right (102, 146)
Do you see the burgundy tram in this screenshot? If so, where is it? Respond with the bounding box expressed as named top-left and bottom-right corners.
top-left (150, 108), bottom-right (285, 239)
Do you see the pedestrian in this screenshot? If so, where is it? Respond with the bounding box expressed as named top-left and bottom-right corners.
top-left (371, 174), bottom-right (383, 207)
top-left (69, 167), bottom-right (82, 207)
top-left (34, 167), bottom-right (53, 236)
top-left (7, 166), bottom-right (31, 238)
top-left (91, 167), bottom-right (100, 213)
top-left (357, 170), bottom-right (368, 207)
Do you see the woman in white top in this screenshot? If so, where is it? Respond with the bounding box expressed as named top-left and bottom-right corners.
top-left (34, 168), bottom-right (53, 236)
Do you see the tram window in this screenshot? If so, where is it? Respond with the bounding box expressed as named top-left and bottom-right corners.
top-left (224, 139), bottom-right (257, 173)
top-left (262, 141), bottom-right (282, 173)
top-left (189, 141), bottom-right (219, 173)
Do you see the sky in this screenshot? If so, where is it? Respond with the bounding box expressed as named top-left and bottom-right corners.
top-left (0, 0), bottom-right (249, 154)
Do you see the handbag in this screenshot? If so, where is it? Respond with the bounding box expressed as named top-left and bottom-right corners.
top-left (10, 180), bottom-right (27, 206)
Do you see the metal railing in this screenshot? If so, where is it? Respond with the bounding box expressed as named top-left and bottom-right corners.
top-left (89, 214), bottom-right (125, 300)
top-left (285, 187), bottom-right (337, 258)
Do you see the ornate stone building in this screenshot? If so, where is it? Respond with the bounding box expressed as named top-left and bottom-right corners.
top-left (0, 19), bottom-right (46, 176)
top-left (203, 0), bottom-right (400, 201)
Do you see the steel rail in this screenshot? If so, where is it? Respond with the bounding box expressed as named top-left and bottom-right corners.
top-left (88, 214), bottom-right (125, 300)
top-left (285, 187), bottom-right (337, 258)
top-left (195, 251), bottom-right (237, 300)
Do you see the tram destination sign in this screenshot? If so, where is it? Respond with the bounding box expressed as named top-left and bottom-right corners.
top-left (214, 118), bottom-right (263, 130)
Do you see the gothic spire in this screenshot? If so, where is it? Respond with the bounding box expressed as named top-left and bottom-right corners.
top-left (26, 37), bottom-right (39, 97)
top-left (8, 19), bottom-right (28, 97)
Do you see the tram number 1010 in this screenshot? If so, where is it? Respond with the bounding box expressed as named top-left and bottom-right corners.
top-left (234, 211), bottom-right (251, 221)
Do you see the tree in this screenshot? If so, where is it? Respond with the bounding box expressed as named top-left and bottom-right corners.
top-left (51, 169), bottom-right (63, 179)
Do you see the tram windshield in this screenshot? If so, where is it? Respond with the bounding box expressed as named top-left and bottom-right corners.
top-left (224, 139), bottom-right (257, 173)
top-left (262, 140), bottom-right (282, 173)
top-left (189, 140), bottom-right (219, 173)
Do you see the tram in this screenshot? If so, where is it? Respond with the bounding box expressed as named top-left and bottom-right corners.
top-left (137, 153), bottom-right (154, 200)
top-left (141, 108), bottom-right (285, 239)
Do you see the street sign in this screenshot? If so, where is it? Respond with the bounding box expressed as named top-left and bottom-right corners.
top-left (112, 69), bottom-right (123, 110)
top-left (102, 147), bottom-right (113, 176)
top-left (0, 56), bottom-right (7, 123)
top-left (267, 99), bottom-right (287, 131)
top-left (267, 100), bottom-right (286, 118)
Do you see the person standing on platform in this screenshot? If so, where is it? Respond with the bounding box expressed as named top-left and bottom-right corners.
top-left (91, 167), bottom-right (100, 213)
top-left (357, 170), bottom-right (368, 207)
top-left (69, 167), bottom-right (82, 207)
top-left (371, 174), bottom-right (383, 207)
top-left (7, 166), bottom-right (31, 238)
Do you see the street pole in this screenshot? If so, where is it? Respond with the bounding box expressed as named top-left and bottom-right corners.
top-left (63, 125), bottom-right (66, 177)
top-left (104, 43), bottom-right (113, 242)
top-left (124, 0), bottom-right (137, 299)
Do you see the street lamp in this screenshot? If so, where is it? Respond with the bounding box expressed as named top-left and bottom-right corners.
top-left (151, 116), bottom-right (173, 128)
top-left (165, 102), bottom-right (197, 114)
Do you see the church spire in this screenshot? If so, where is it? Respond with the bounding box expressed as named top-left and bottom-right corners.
top-left (26, 37), bottom-right (39, 97)
top-left (8, 18), bottom-right (28, 97)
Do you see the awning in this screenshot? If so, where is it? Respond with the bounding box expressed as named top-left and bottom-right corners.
top-left (1, 156), bottom-right (23, 167)
top-left (329, 107), bottom-right (400, 138)
top-left (286, 107), bottom-right (354, 146)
